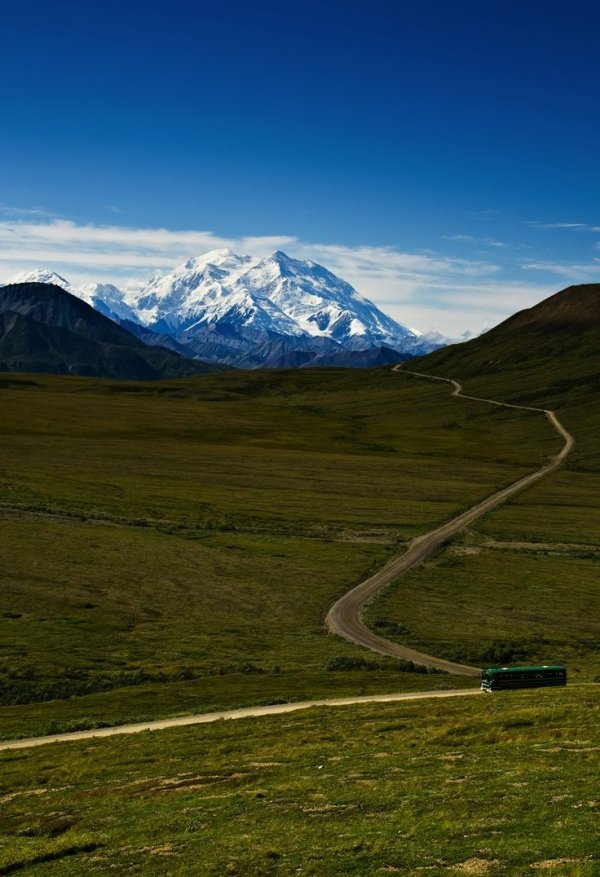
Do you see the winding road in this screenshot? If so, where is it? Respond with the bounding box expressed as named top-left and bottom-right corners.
top-left (325, 367), bottom-right (575, 676)
top-left (0, 368), bottom-right (575, 752)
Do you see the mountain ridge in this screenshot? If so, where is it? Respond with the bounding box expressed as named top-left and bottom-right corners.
top-left (131, 249), bottom-right (421, 350)
top-left (7, 251), bottom-right (449, 368)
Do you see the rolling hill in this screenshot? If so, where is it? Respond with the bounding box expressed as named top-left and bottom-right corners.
top-left (413, 283), bottom-right (600, 406)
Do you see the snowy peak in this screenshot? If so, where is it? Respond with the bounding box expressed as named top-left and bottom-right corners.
top-left (132, 250), bottom-right (260, 332)
top-left (129, 248), bottom-right (416, 348)
top-left (261, 250), bottom-right (310, 278)
top-left (253, 251), bottom-right (357, 297)
top-left (7, 268), bottom-right (71, 289)
top-left (181, 248), bottom-right (251, 274)
top-left (77, 282), bottom-right (139, 323)
top-left (233, 251), bottom-right (413, 346)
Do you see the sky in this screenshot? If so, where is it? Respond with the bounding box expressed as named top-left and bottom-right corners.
top-left (1, 0), bottom-right (600, 335)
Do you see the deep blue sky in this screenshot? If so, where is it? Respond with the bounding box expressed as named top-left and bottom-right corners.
top-left (1, 0), bottom-right (599, 332)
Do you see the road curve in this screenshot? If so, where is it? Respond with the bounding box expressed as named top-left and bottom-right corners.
top-left (0, 689), bottom-right (481, 752)
top-left (325, 367), bottom-right (575, 676)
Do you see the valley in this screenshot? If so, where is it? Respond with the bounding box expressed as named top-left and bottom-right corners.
top-left (0, 282), bottom-right (598, 874)
top-left (2, 367), bottom-right (549, 741)
top-left (5, 2), bottom-right (600, 871)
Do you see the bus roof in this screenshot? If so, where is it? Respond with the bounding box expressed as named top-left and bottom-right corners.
top-left (483, 665), bottom-right (566, 675)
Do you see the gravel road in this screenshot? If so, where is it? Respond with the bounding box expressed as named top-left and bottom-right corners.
top-left (325, 367), bottom-right (575, 675)
top-left (0, 689), bottom-right (482, 752)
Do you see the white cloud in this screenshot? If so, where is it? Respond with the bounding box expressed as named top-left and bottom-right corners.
top-left (0, 216), bottom-right (549, 335)
top-left (442, 234), bottom-right (508, 248)
top-left (526, 221), bottom-right (595, 231)
top-left (0, 219), bottom-right (294, 272)
top-left (522, 260), bottom-right (600, 281)
top-left (377, 280), bottom-right (550, 336)
top-left (0, 204), bottom-right (59, 220)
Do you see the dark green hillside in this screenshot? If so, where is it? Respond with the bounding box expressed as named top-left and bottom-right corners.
top-left (405, 282), bottom-right (600, 531)
top-left (0, 282), bottom-right (217, 379)
top-left (414, 283), bottom-right (600, 407)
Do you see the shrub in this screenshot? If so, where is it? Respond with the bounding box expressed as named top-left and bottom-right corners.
top-left (479, 640), bottom-right (530, 665)
top-left (324, 656), bottom-right (434, 674)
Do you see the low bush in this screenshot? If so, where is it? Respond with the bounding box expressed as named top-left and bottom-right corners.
top-left (324, 656), bottom-right (436, 674)
top-left (0, 667), bottom-right (197, 706)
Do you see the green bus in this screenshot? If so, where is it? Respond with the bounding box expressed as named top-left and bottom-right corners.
top-left (481, 665), bottom-right (567, 692)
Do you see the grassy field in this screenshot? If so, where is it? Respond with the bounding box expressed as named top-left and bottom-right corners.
top-left (0, 367), bottom-right (559, 738)
top-left (0, 369), bottom-right (557, 536)
top-left (0, 517), bottom-right (470, 740)
top-left (1, 686), bottom-right (598, 875)
top-left (366, 533), bottom-right (600, 678)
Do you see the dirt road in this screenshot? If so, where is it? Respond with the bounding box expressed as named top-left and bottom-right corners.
top-left (0, 688), bottom-right (481, 752)
top-left (325, 368), bottom-right (575, 676)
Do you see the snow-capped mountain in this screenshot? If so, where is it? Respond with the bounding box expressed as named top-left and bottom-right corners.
top-left (76, 283), bottom-right (139, 324)
top-left (5, 252), bottom-right (451, 367)
top-left (233, 250), bottom-right (417, 348)
top-left (135, 250), bottom-right (302, 337)
top-left (8, 268), bottom-right (72, 288)
top-left (134, 250), bottom-right (253, 329)
top-left (132, 249), bottom-right (421, 350)
top-left (6, 269), bottom-right (137, 324)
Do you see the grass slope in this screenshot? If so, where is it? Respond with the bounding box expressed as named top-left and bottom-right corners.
top-left (366, 534), bottom-right (600, 678)
top-left (1, 286), bottom-right (598, 876)
top-left (0, 687), bottom-right (598, 875)
top-left (0, 367), bottom-right (558, 738)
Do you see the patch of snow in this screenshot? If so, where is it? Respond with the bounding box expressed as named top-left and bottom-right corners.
top-left (7, 269), bottom-right (71, 288)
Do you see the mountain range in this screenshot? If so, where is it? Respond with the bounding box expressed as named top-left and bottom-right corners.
top-left (0, 282), bottom-right (218, 380)
top-left (8, 251), bottom-right (451, 368)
